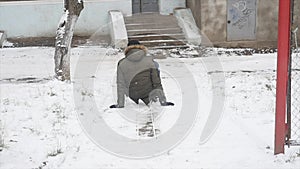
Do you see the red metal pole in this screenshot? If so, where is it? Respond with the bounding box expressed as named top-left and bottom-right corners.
top-left (274, 0), bottom-right (291, 155)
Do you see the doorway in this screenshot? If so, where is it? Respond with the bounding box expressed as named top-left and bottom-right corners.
top-left (227, 0), bottom-right (257, 40)
top-left (132, 0), bottom-right (159, 14)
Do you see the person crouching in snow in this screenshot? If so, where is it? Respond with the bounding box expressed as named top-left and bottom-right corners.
top-left (110, 40), bottom-right (174, 108)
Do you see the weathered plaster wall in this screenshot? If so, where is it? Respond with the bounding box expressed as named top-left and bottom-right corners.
top-left (186, 0), bottom-right (201, 29)
top-left (199, 0), bottom-right (227, 45)
top-left (293, 0), bottom-right (300, 47)
top-left (256, 0), bottom-right (278, 45)
top-left (159, 0), bottom-right (186, 15)
top-left (0, 0), bottom-right (131, 38)
top-left (187, 0), bottom-right (300, 48)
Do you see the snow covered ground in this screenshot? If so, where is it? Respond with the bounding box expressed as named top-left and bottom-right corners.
top-left (0, 46), bottom-right (300, 169)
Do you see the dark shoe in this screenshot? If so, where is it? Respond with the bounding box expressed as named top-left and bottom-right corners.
top-left (161, 102), bottom-right (174, 106)
top-left (109, 104), bottom-right (124, 108)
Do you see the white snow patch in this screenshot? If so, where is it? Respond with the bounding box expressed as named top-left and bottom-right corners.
top-left (0, 46), bottom-right (299, 169)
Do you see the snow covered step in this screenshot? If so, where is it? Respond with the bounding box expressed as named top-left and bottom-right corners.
top-left (127, 28), bottom-right (183, 36)
top-left (126, 17), bottom-right (176, 21)
top-left (125, 20), bottom-right (178, 26)
top-left (125, 13), bottom-right (187, 49)
top-left (125, 14), bottom-right (176, 21)
top-left (149, 45), bottom-right (189, 50)
top-left (126, 23), bottom-right (180, 30)
top-left (129, 33), bottom-right (186, 41)
top-left (129, 33), bottom-right (185, 38)
top-left (140, 39), bottom-right (186, 43)
top-left (139, 39), bottom-right (187, 47)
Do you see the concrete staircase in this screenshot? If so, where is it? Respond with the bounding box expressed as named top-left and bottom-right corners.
top-left (124, 13), bottom-right (188, 49)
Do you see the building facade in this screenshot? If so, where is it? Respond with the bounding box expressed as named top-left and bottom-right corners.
top-left (1, 0), bottom-right (299, 48)
top-left (0, 0), bottom-right (186, 38)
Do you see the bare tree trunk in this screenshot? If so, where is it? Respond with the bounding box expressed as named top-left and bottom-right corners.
top-left (54, 0), bottom-right (84, 81)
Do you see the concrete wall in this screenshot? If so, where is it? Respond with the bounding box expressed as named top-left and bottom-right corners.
top-left (186, 0), bottom-right (201, 30)
top-left (187, 0), bottom-right (300, 48)
top-left (159, 0), bottom-right (186, 15)
top-left (293, 0), bottom-right (300, 47)
top-left (0, 0), bottom-right (131, 38)
top-left (199, 0), bottom-right (227, 46)
top-left (255, 0), bottom-right (279, 47)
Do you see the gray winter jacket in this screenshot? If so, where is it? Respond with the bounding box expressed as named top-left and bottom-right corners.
top-left (117, 45), bottom-right (166, 106)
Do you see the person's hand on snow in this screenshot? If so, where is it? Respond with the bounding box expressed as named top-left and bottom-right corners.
top-left (109, 104), bottom-right (124, 108)
top-left (161, 102), bottom-right (174, 106)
